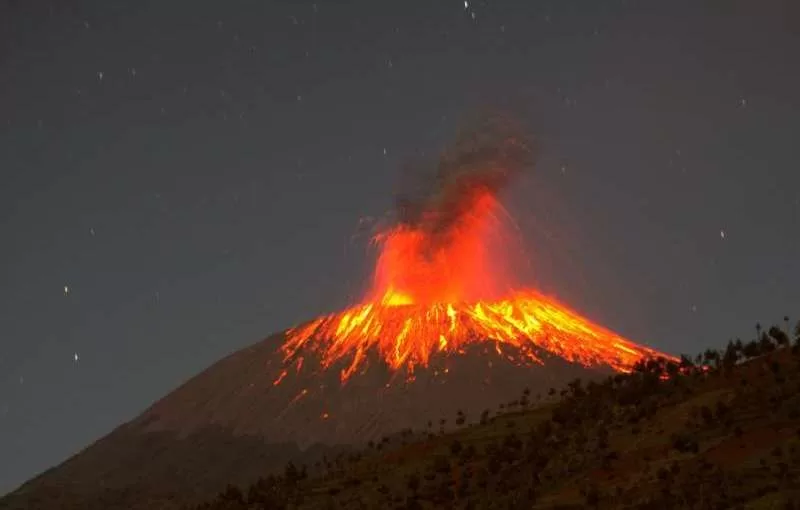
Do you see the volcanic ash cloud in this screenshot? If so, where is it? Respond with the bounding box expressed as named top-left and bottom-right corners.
top-left (394, 114), bottom-right (535, 241)
top-left (277, 115), bottom-right (673, 383)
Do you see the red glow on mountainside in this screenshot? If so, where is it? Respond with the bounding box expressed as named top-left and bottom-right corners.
top-left (276, 117), bottom-right (673, 384)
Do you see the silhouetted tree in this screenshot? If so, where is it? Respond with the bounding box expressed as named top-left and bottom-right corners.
top-left (769, 326), bottom-right (790, 347)
top-left (585, 485), bottom-right (600, 507)
top-left (432, 455), bottom-right (450, 474)
top-left (701, 405), bottom-right (714, 425)
top-left (406, 473), bottom-right (421, 493)
top-left (284, 462), bottom-right (305, 485)
top-left (760, 332), bottom-right (776, 353)
top-left (672, 432), bottom-right (699, 453)
top-left (702, 348), bottom-right (721, 368)
top-left (666, 359), bottom-right (681, 378)
top-left (723, 341), bottom-right (739, 371)
top-left (597, 425), bottom-right (610, 449)
top-left (460, 444), bottom-right (477, 462)
top-left (715, 400), bottom-right (730, 421)
top-left (568, 378), bottom-right (585, 398)
top-left (743, 340), bottom-right (760, 358)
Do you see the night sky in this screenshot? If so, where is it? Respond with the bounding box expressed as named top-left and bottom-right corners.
top-left (1, 0), bottom-right (799, 495)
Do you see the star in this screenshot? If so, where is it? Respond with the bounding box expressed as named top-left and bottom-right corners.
top-left (73, 353), bottom-right (79, 362)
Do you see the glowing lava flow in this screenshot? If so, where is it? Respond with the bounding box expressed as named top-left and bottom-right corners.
top-left (278, 189), bottom-right (672, 384)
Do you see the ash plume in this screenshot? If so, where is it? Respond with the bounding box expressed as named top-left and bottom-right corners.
top-left (394, 113), bottom-right (535, 237)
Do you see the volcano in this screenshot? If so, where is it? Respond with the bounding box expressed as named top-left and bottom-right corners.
top-left (0, 117), bottom-right (673, 510)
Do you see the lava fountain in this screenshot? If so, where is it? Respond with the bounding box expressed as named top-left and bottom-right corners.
top-left (277, 115), bottom-right (672, 384)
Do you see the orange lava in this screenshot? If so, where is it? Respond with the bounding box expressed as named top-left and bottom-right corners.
top-left (279, 189), bottom-right (672, 383)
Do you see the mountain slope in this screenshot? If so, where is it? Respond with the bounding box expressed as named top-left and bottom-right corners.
top-left (0, 330), bottom-right (615, 510)
top-left (193, 334), bottom-right (800, 509)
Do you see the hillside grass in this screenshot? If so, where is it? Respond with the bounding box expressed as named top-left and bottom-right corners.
top-left (196, 324), bottom-right (800, 509)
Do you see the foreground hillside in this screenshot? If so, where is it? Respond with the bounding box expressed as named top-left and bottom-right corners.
top-left (195, 323), bottom-right (800, 509)
top-left (0, 333), bottom-right (607, 510)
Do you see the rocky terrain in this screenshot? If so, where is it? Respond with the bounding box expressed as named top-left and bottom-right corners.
top-left (192, 323), bottom-right (800, 509)
top-left (0, 329), bottom-right (610, 510)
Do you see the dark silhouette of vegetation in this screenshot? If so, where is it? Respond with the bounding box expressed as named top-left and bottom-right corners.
top-left (50, 318), bottom-right (800, 510)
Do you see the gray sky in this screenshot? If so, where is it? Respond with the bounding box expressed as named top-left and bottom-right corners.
top-left (1, 0), bottom-right (798, 495)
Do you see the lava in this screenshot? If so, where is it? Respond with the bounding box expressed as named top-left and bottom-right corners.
top-left (277, 117), bottom-right (673, 384)
top-left (279, 191), bottom-right (670, 383)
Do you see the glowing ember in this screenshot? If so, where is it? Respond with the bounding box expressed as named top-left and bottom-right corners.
top-left (278, 192), bottom-right (670, 384)
top-left (277, 117), bottom-right (673, 383)
top-left (282, 291), bottom-right (667, 383)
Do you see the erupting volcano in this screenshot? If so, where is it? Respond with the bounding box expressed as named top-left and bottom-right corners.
top-left (277, 116), bottom-right (668, 386)
top-left (123, 115), bottom-right (675, 459)
top-left (0, 116), bottom-right (676, 510)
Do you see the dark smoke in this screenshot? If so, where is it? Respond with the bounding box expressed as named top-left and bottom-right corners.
top-left (395, 113), bottom-right (535, 237)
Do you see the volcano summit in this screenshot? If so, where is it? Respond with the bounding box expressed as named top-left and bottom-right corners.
top-left (277, 115), bottom-right (665, 384)
top-left (0, 117), bottom-right (673, 510)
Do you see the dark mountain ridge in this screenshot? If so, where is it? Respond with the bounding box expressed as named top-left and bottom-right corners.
top-left (0, 329), bottom-right (611, 510)
top-left (192, 323), bottom-right (800, 509)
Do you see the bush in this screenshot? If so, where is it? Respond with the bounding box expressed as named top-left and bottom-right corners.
top-left (671, 433), bottom-right (699, 453)
top-left (432, 455), bottom-right (450, 474)
top-left (406, 473), bottom-right (420, 493)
